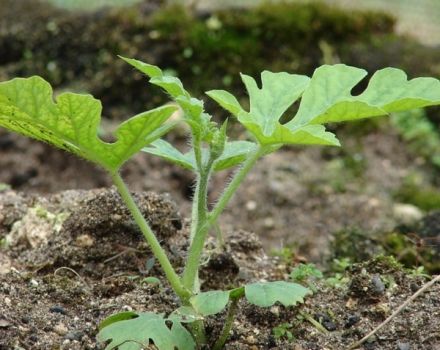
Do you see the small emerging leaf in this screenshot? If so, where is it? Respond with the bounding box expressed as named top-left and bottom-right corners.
top-left (143, 139), bottom-right (257, 172)
top-left (0, 76), bottom-right (176, 172)
top-left (245, 281), bottom-right (310, 307)
top-left (121, 56), bottom-right (213, 142)
top-left (97, 311), bottom-right (195, 350)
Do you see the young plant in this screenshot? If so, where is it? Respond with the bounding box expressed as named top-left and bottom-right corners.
top-left (0, 56), bottom-right (439, 349)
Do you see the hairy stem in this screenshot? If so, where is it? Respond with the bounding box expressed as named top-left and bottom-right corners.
top-left (208, 146), bottom-right (264, 226)
top-left (182, 165), bottom-right (212, 291)
top-left (182, 146), bottom-right (264, 292)
top-left (213, 298), bottom-right (240, 350)
top-left (110, 171), bottom-right (190, 300)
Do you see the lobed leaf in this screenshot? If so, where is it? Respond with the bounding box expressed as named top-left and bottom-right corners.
top-left (97, 311), bottom-right (195, 350)
top-left (0, 76), bottom-right (176, 172)
top-left (208, 65), bottom-right (440, 148)
top-left (245, 281), bottom-right (310, 307)
top-left (287, 65), bottom-right (440, 127)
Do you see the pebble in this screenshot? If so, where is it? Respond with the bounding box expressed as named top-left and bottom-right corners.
top-left (64, 330), bottom-right (84, 341)
top-left (246, 200), bottom-right (257, 211)
top-left (397, 342), bottom-right (410, 350)
top-left (29, 279), bottom-right (39, 287)
top-left (49, 305), bottom-right (67, 315)
top-left (53, 323), bottom-right (68, 336)
top-left (75, 234), bottom-right (94, 247)
top-left (314, 312), bottom-right (337, 331)
top-left (371, 275), bottom-right (385, 295)
top-left (0, 319), bottom-right (11, 328)
top-left (393, 203), bottom-right (423, 225)
top-left (344, 314), bottom-right (360, 328)
top-left (263, 217), bottom-right (274, 228)
top-left (245, 335), bottom-right (256, 344)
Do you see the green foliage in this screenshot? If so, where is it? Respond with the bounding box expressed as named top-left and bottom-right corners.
top-left (290, 263), bottom-right (323, 283)
top-left (207, 71), bottom-right (339, 146)
top-left (189, 290), bottom-right (230, 316)
top-left (208, 65), bottom-right (440, 150)
top-left (391, 109), bottom-right (440, 169)
top-left (244, 281), bottom-right (310, 307)
top-left (97, 311), bottom-right (195, 350)
top-left (272, 323), bottom-right (294, 341)
top-left (1, 55), bottom-right (440, 349)
top-left (2, 0), bottom-right (408, 116)
top-left (0, 76), bottom-right (175, 172)
top-left (394, 175), bottom-right (440, 211)
top-left (144, 139), bottom-right (257, 172)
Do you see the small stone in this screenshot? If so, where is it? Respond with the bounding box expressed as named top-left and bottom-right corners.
top-left (49, 305), bottom-right (67, 315)
top-left (393, 203), bottom-right (423, 225)
top-left (314, 312), bottom-right (337, 331)
top-left (263, 217), bottom-right (274, 228)
top-left (29, 279), bottom-right (39, 287)
top-left (245, 335), bottom-right (256, 344)
top-left (397, 342), bottom-right (410, 350)
top-left (4, 297), bottom-right (11, 306)
top-left (344, 314), bottom-right (360, 328)
top-left (0, 319), bottom-right (11, 328)
top-left (75, 234), bottom-right (94, 247)
top-left (246, 200), bottom-right (257, 211)
top-left (53, 323), bottom-right (68, 335)
top-left (270, 305), bottom-right (280, 316)
top-left (64, 330), bottom-right (84, 341)
top-left (371, 275), bottom-right (385, 295)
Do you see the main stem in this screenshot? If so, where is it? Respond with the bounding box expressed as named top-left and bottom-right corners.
top-left (182, 146), bottom-right (264, 291)
top-left (110, 171), bottom-right (190, 300)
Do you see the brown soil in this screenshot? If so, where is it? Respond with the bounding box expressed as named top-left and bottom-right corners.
top-left (1, 188), bottom-right (439, 349)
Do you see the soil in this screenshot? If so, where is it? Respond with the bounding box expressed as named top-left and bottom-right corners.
top-left (0, 186), bottom-right (439, 349)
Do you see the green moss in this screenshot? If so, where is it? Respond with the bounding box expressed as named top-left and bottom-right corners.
top-left (394, 176), bottom-right (440, 211)
top-left (391, 109), bottom-right (440, 170)
top-left (329, 228), bottom-right (385, 263)
top-left (381, 231), bottom-right (439, 274)
top-left (0, 0), bottom-right (399, 116)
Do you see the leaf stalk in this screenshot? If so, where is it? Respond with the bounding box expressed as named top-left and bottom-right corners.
top-left (110, 171), bottom-right (190, 300)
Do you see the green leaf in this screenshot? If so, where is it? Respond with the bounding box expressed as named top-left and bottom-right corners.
top-left (143, 139), bottom-right (257, 172)
top-left (213, 140), bottom-right (257, 171)
top-left (121, 56), bottom-right (212, 141)
top-left (0, 76), bottom-right (176, 172)
top-left (290, 263), bottom-right (323, 282)
top-left (144, 139), bottom-right (195, 170)
top-left (190, 290), bottom-right (230, 316)
top-left (207, 72), bottom-right (337, 147)
top-left (240, 71), bottom-right (310, 137)
top-left (245, 281), bottom-right (310, 307)
top-left (169, 306), bottom-right (203, 323)
top-left (288, 65), bottom-right (440, 127)
top-left (205, 90), bottom-right (242, 116)
top-left (97, 311), bottom-right (195, 350)
top-left (208, 65), bottom-right (440, 148)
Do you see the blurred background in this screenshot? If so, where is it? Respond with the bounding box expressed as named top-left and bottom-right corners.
top-left (0, 0), bottom-right (439, 271)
